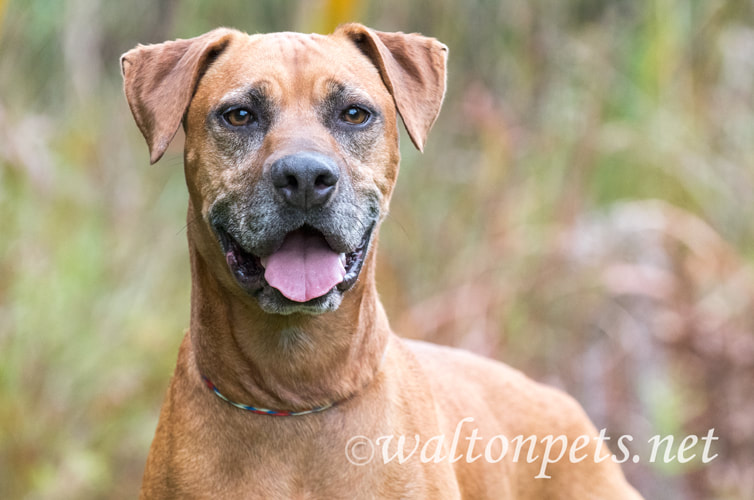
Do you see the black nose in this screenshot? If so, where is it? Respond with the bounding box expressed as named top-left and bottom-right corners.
top-left (269, 153), bottom-right (340, 209)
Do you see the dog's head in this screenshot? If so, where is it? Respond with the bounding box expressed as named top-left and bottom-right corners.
top-left (121, 24), bottom-right (447, 315)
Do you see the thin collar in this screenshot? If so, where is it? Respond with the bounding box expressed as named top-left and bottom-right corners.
top-left (201, 375), bottom-right (336, 416)
top-left (201, 341), bottom-right (390, 417)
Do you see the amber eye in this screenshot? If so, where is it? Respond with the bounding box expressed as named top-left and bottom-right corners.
top-left (223, 108), bottom-right (254, 127)
top-left (340, 106), bottom-right (370, 125)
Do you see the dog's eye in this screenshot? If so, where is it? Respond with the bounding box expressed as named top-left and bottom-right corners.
top-left (340, 106), bottom-right (370, 125)
top-left (223, 108), bottom-right (255, 127)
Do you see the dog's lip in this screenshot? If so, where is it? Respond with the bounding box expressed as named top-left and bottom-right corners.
top-left (337, 224), bottom-right (373, 291)
top-left (214, 223), bottom-right (374, 299)
top-left (216, 228), bottom-right (265, 285)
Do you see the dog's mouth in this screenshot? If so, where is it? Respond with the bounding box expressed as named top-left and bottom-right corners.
top-left (217, 224), bottom-right (373, 306)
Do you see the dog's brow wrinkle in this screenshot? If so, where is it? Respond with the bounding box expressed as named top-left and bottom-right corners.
top-left (270, 33), bottom-right (327, 68)
top-left (324, 80), bottom-right (372, 104)
top-left (220, 82), bottom-right (275, 107)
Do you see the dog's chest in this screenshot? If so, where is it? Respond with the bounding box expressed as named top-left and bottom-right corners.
top-left (185, 404), bottom-right (457, 499)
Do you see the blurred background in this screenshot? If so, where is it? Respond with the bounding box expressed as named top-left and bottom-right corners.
top-left (1, 0), bottom-right (753, 498)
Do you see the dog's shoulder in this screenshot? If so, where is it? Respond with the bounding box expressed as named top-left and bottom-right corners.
top-left (401, 339), bottom-right (641, 498)
top-left (404, 338), bottom-right (532, 392)
top-left (402, 338), bottom-right (596, 436)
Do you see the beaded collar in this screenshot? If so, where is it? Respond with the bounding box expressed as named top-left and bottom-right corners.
top-left (200, 343), bottom-right (388, 417)
top-left (201, 375), bottom-right (336, 416)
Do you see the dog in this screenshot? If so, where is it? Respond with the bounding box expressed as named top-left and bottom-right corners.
top-left (121, 23), bottom-right (643, 499)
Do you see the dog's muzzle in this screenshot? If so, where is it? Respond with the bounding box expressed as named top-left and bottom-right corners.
top-left (211, 152), bottom-right (378, 315)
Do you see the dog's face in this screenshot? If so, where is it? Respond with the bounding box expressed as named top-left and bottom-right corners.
top-left (122, 25), bottom-right (447, 315)
top-left (186, 32), bottom-right (397, 314)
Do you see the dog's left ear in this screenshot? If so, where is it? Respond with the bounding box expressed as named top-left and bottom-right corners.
top-left (338, 24), bottom-right (448, 152)
top-left (121, 28), bottom-right (236, 164)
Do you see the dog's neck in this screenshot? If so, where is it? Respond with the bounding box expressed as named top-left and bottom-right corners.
top-left (185, 213), bottom-right (390, 412)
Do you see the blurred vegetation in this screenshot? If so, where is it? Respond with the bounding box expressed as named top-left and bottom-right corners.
top-left (1, 0), bottom-right (753, 498)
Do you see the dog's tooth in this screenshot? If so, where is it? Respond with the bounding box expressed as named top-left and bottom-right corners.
top-left (260, 256), bottom-right (268, 269)
top-left (339, 253), bottom-right (347, 266)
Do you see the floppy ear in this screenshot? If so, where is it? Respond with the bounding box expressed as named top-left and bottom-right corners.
top-left (337, 24), bottom-right (448, 152)
top-left (121, 28), bottom-right (236, 164)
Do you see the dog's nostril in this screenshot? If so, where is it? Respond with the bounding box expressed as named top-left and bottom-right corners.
top-left (315, 173), bottom-right (337, 189)
top-left (286, 175), bottom-right (299, 190)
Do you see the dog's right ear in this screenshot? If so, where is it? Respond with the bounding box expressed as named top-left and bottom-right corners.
top-left (121, 28), bottom-right (236, 164)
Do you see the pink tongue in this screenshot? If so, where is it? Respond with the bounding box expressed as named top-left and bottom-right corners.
top-left (263, 230), bottom-right (346, 302)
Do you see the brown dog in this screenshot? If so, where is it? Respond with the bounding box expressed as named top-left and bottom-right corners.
top-left (122, 24), bottom-right (643, 499)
